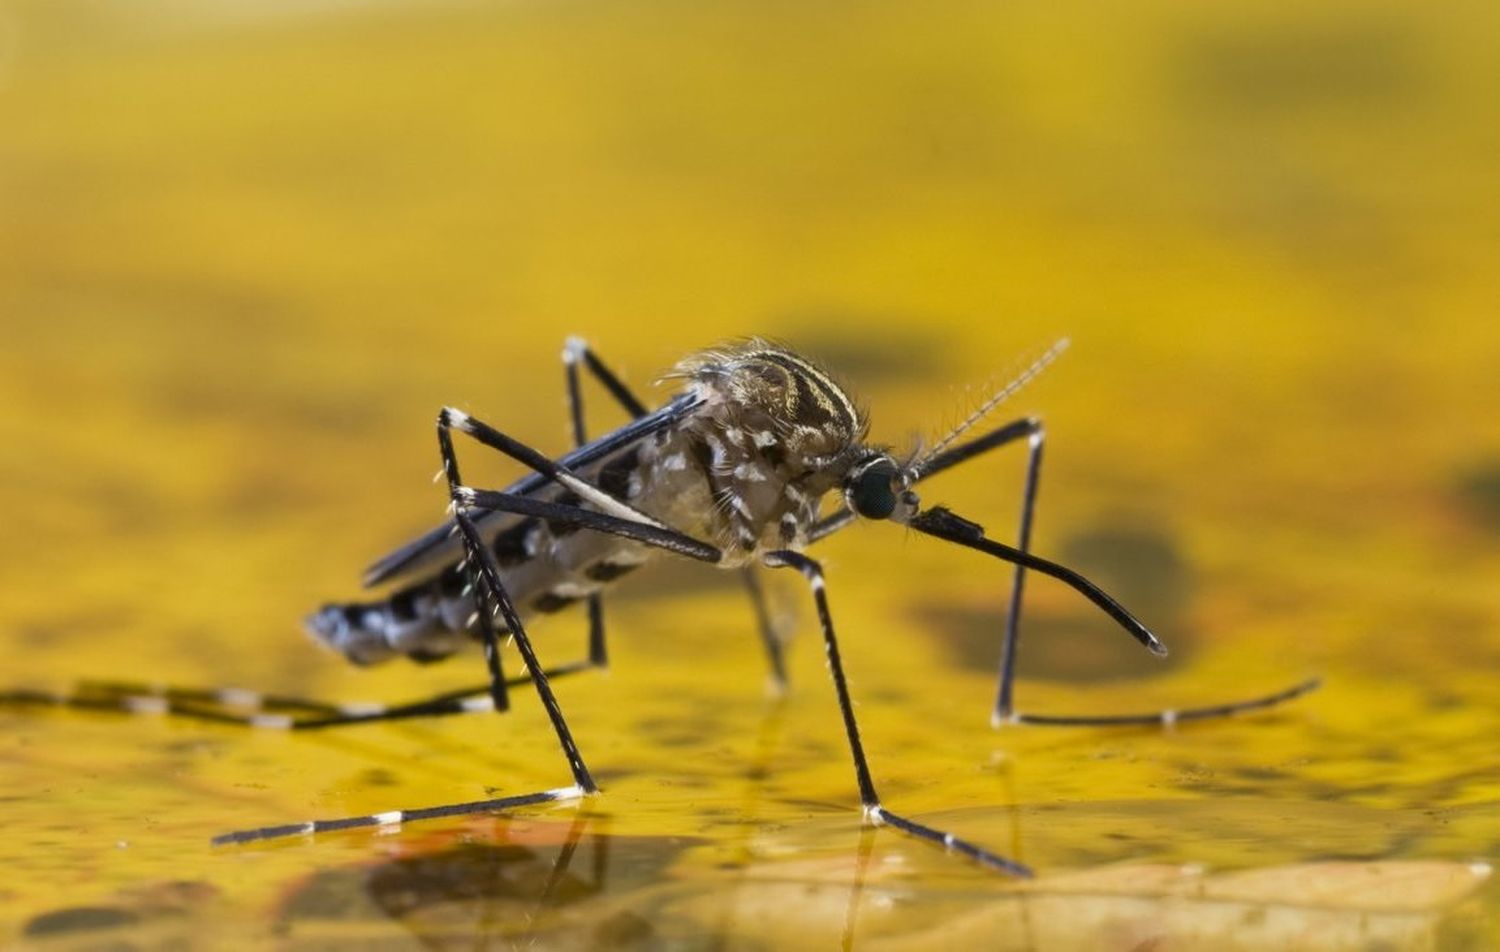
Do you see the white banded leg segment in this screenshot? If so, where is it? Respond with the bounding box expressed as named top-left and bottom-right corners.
top-left (1010, 677), bottom-right (1322, 727)
top-left (0, 664), bottom-right (599, 732)
top-left (867, 806), bottom-right (1033, 878)
top-left (216, 688), bottom-right (263, 709)
top-left (452, 488), bottom-right (721, 564)
top-left (0, 681), bottom-right (335, 727)
top-left (211, 786), bottom-right (591, 846)
top-left (123, 696), bottom-right (169, 715)
top-left (438, 408), bottom-right (666, 530)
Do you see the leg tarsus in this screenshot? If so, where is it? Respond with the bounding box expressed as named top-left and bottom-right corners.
top-left (868, 805), bottom-right (1033, 878)
top-left (0, 663), bottom-right (598, 730)
top-left (212, 785), bottom-right (593, 846)
top-left (1009, 676), bottom-right (1322, 728)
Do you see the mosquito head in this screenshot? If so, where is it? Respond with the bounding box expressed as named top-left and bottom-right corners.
top-left (844, 452), bottom-right (920, 522)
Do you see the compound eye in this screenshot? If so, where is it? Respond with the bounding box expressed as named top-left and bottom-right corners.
top-left (849, 459), bottom-right (898, 520)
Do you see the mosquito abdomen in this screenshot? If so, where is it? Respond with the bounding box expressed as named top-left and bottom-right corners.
top-left (308, 516), bottom-right (653, 666)
top-left (305, 562), bottom-right (470, 666)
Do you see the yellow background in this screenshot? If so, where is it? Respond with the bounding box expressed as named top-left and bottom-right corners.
top-left (1, 0), bottom-right (1496, 947)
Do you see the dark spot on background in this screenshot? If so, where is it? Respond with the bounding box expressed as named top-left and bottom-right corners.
top-left (1454, 458), bottom-right (1500, 533)
top-left (24, 906), bottom-right (139, 936)
top-left (920, 522), bottom-right (1192, 681)
top-left (356, 767), bottom-right (400, 787)
top-left (1160, 19), bottom-right (1431, 288)
top-left (772, 317), bottom-right (944, 382)
top-left (1171, 20), bottom-right (1425, 115)
top-left (633, 716), bottom-right (714, 749)
top-left (281, 837), bottom-right (688, 938)
top-left (594, 910), bottom-right (654, 948)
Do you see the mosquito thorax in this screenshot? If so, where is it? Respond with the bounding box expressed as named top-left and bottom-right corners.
top-left (648, 341), bottom-right (874, 559)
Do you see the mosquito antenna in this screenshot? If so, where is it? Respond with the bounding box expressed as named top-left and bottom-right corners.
top-left (913, 337), bottom-right (1070, 474)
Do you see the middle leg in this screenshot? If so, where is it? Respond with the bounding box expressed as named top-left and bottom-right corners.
top-left (563, 336), bottom-right (647, 669)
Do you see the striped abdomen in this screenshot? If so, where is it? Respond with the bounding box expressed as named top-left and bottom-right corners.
top-left (307, 446), bottom-right (656, 666)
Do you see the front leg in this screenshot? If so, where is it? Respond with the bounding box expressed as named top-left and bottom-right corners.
top-left (809, 416), bottom-right (1046, 725)
top-left (762, 549), bottom-right (1032, 877)
top-left (914, 416), bottom-right (1046, 726)
top-left (908, 506), bottom-right (1319, 726)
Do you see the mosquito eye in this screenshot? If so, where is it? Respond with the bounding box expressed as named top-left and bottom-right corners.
top-left (849, 460), bottom-right (898, 520)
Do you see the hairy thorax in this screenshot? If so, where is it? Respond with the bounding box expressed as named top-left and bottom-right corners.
top-left (636, 342), bottom-right (869, 564)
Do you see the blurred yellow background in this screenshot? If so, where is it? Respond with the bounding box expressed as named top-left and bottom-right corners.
top-left (1, 0), bottom-right (1496, 947)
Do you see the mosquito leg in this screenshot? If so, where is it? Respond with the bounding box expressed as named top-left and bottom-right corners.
top-left (1012, 677), bottom-right (1322, 727)
top-left (360, 392), bottom-right (706, 589)
top-left (0, 662), bottom-right (594, 730)
top-left (907, 506), bottom-right (1318, 726)
top-left (216, 521), bottom-right (706, 844)
top-left (563, 340), bottom-right (605, 668)
top-left (211, 787), bottom-right (588, 847)
top-left (212, 510), bottom-right (603, 846)
top-left (570, 369), bottom-right (608, 669)
top-left (435, 414), bottom-right (594, 783)
top-left (898, 417), bottom-right (1047, 725)
top-left (437, 407), bottom-right (665, 533)
top-left (806, 417), bottom-right (1045, 724)
top-left (457, 510), bottom-right (595, 791)
top-left (762, 549), bottom-right (1032, 878)
top-left (217, 417), bottom-right (709, 844)
top-left (563, 336), bottom-right (651, 670)
top-left (214, 462), bottom-right (728, 841)
top-left (740, 566), bottom-right (788, 693)
top-left (563, 335), bottom-right (649, 421)
top-left (942, 419), bottom-right (1043, 728)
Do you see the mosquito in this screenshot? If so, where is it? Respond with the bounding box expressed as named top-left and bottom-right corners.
top-left (4, 337), bottom-right (1318, 876)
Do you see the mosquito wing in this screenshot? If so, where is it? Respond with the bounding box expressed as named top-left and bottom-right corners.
top-left (361, 392), bottom-right (705, 588)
